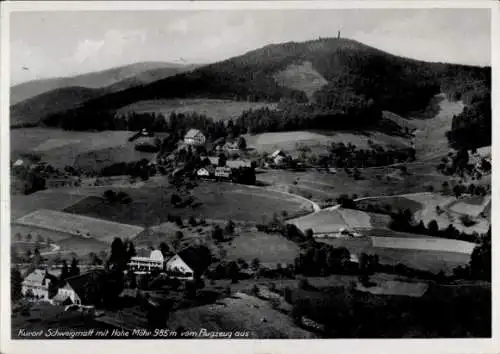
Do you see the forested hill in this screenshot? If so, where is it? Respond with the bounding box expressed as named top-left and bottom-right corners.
top-left (43, 37), bottom-right (490, 146)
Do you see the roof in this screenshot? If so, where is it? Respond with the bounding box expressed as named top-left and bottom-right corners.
top-left (271, 150), bottom-right (285, 158)
top-left (198, 166), bottom-right (215, 174)
top-left (13, 159), bottom-right (23, 167)
top-left (150, 250), bottom-right (164, 262)
top-left (23, 269), bottom-right (49, 286)
top-left (185, 129), bottom-right (204, 139)
top-left (176, 246), bottom-right (212, 275)
top-left (64, 271), bottom-right (104, 303)
top-left (52, 292), bottom-right (71, 303)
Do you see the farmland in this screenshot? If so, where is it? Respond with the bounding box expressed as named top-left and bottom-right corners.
top-left (257, 167), bottom-right (451, 204)
top-left (289, 208), bottom-right (372, 234)
top-left (10, 128), bottom-right (158, 169)
top-left (244, 129), bottom-right (410, 157)
top-left (223, 231), bottom-right (300, 267)
top-left (118, 98), bottom-right (278, 121)
top-left (10, 190), bottom-right (86, 220)
top-left (66, 182), bottom-right (312, 226)
top-left (318, 236), bottom-right (473, 274)
top-left (15, 209), bottom-right (144, 243)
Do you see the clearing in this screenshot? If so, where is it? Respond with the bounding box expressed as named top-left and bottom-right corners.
top-left (273, 61), bottom-right (328, 100)
top-left (15, 209), bottom-right (144, 243)
top-left (117, 98), bottom-right (278, 121)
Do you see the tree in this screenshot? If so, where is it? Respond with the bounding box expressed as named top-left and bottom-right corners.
top-left (15, 233), bottom-right (22, 242)
top-left (304, 228), bottom-right (314, 240)
top-left (11, 267), bottom-right (23, 301)
top-left (251, 258), bottom-right (260, 271)
top-left (60, 260), bottom-right (69, 281)
top-left (171, 194), bottom-right (182, 206)
top-left (469, 229), bottom-right (491, 281)
top-left (237, 136), bottom-right (247, 150)
top-left (224, 219), bottom-right (235, 235)
top-left (127, 242), bottom-right (137, 260)
top-left (188, 216), bottom-right (197, 226)
top-left (175, 231), bottom-right (184, 241)
top-left (211, 225), bottom-right (224, 242)
top-left (69, 258), bottom-right (80, 277)
top-left (103, 189), bottom-right (116, 203)
top-left (218, 153), bottom-right (227, 167)
top-left (159, 242), bottom-right (170, 257)
top-left (26, 233), bottom-right (32, 242)
top-left (109, 237), bottom-right (127, 270)
top-left (427, 220), bottom-right (439, 236)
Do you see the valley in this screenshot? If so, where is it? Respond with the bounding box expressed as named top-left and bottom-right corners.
top-left (9, 35), bottom-right (491, 339)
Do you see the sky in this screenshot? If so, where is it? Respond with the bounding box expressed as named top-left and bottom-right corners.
top-left (10, 8), bottom-right (491, 85)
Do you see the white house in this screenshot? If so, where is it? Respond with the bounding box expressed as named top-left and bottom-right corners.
top-left (128, 250), bottom-right (165, 273)
top-left (197, 166), bottom-right (215, 178)
top-left (215, 166), bottom-right (232, 179)
top-left (22, 269), bottom-right (52, 300)
top-left (52, 271), bottom-right (98, 306)
top-left (270, 150), bottom-right (287, 165)
top-left (184, 129), bottom-right (206, 146)
top-left (164, 247), bottom-right (211, 280)
top-left (165, 254), bottom-right (195, 280)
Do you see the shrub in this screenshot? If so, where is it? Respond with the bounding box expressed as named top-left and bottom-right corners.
top-left (460, 214), bottom-right (477, 227)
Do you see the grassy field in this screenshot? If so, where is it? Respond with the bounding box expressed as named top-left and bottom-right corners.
top-left (10, 128), bottom-right (157, 169)
top-left (318, 236), bottom-right (471, 274)
top-left (258, 168), bottom-right (451, 204)
top-left (16, 209), bottom-right (144, 243)
top-left (356, 280), bottom-right (429, 298)
top-left (166, 292), bottom-right (315, 339)
top-left (11, 190), bottom-right (87, 220)
top-left (11, 224), bottom-right (73, 243)
top-left (117, 98), bottom-right (278, 121)
top-left (406, 193), bottom-right (490, 234)
top-left (289, 208), bottom-right (371, 234)
top-left (223, 231), bottom-right (300, 267)
top-left (245, 129), bottom-right (410, 157)
top-left (356, 196), bottom-right (423, 214)
top-left (65, 182), bottom-right (311, 226)
top-left (371, 236), bottom-right (475, 254)
top-left (448, 196), bottom-right (491, 217)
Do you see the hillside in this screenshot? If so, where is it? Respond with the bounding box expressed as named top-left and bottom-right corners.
top-left (11, 62), bottom-right (197, 127)
top-left (11, 61), bottom-right (193, 105)
top-left (41, 37), bottom-right (490, 141)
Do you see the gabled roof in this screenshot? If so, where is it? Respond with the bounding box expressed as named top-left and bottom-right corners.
top-left (23, 269), bottom-right (49, 286)
top-left (64, 271), bottom-right (104, 302)
top-left (271, 150), bottom-right (285, 158)
top-left (185, 129), bottom-right (204, 138)
top-left (175, 246), bottom-right (212, 275)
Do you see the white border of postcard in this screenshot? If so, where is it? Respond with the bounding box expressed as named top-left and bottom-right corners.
top-left (1, 1), bottom-right (499, 354)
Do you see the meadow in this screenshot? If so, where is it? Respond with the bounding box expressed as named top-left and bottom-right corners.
top-left (223, 231), bottom-right (300, 267)
top-left (318, 236), bottom-right (472, 274)
top-left (244, 129), bottom-right (410, 157)
top-left (118, 98), bottom-right (278, 121)
top-left (10, 128), bottom-right (157, 169)
top-left (16, 209), bottom-right (144, 243)
top-left (65, 182), bottom-right (312, 227)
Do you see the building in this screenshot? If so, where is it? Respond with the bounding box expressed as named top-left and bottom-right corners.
top-left (165, 246), bottom-right (211, 280)
top-left (223, 141), bottom-right (240, 152)
top-left (46, 176), bottom-right (80, 189)
top-left (184, 129), bottom-right (206, 146)
top-left (22, 269), bottom-right (52, 300)
top-left (215, 166), bottom-right (232, 179)
top-left (270, 150), bottom-right (287, 165)
top-left (128, 250), bottom-right (165, 273)
top-left (197, 166), bottom-right (215, 178)
top-left (52, 271), bottom-right (103, 306)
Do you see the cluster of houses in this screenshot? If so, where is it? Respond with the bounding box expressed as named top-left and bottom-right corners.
top-left (21, 247), bottom-right (208, 307)
top-left (127, 247), bottom-right (210, 280)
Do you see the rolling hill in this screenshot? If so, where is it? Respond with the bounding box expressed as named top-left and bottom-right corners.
top-left (10, 62), bottom-right (197, 127)
top-left (39, 37), bottom-right (491, 147)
